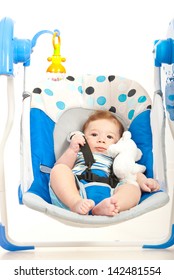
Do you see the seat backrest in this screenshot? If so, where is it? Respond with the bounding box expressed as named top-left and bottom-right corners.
top-left (28, 74), bottom-right (153, 203)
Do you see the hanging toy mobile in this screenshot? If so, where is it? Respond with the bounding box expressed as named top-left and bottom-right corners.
top-left (46, 30), bottom-right (66, 81)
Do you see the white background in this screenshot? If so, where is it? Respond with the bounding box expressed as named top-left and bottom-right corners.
top-left (0, 0), bottom-right (174, 249)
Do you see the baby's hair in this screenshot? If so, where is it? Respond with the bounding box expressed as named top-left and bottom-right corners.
top-left (82, 110), bottom-right (124, 137)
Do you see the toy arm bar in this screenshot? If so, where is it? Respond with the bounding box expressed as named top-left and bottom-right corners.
top-left (0, 17), bottom-right (60, 75)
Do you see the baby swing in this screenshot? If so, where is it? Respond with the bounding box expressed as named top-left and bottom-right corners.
top-left (0, 17), bottom-right (173, 251)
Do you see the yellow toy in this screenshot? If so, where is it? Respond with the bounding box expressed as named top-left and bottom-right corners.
top-left (46, 31), bottom-right (66, 81)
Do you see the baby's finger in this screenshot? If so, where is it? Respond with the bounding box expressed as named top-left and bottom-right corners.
top-left (77, 136), bottom-right (85, 146)
top-left (151, 182), bottom-right (160, 191)
top-left (142, 183), bottom-right (151, 192)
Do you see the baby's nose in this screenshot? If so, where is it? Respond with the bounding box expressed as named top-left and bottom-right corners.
top-left (99, 139), bottom-right (104, 142)
top-left (98, 136), bottom-right (105, 143)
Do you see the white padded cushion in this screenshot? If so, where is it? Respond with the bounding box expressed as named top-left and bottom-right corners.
top-left (31, 75), bottom-right (152, 126)
top-left (23, 191), bottom-right (169, 227)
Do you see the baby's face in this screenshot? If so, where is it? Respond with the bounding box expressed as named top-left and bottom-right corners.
top-left (84, 119), bottom-right (120, 154)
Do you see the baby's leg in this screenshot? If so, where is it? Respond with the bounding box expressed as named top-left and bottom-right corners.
top-left (92, 196), bottom-right (120, 216)
top-left (92, 183), bottom-right (141, 216)
top-left (113, 183), bottom-right (141, 212)
top-left (50, 164), bottom-right (94, 214)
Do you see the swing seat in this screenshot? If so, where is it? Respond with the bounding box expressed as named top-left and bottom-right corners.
top-left (21, 74), bottom-right (169, 227)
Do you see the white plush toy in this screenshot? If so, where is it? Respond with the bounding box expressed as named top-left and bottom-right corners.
top-left (107, 131), bottom-right (146, 185)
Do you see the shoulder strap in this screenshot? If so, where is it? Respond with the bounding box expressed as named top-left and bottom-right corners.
top-left (80, 138), bottom-right (119, 188)
top-left (80, 138), bottom-right (95, 168)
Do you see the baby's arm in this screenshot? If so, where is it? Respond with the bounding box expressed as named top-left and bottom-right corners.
top-left (137, 172), bottom-right (160, 192)
top-left (55, 132), bottom-right (85, 169)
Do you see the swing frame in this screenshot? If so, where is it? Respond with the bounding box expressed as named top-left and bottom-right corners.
top-left (0, 17), bottom-right (174, 251)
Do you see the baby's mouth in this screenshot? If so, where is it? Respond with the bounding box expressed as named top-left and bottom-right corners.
top-left (95, 147), bottom-right (106, 152)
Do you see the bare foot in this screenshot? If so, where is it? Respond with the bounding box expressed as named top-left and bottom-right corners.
top-left (71, 199), bottom-right (95, 215)
top-left (92, 196), bottom-right (120, 216)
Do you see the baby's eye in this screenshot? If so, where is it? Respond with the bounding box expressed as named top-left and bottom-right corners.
top-left (91, 133), bottom-right (98, 137)
top-left (107, 135), bottom-right (113, 139)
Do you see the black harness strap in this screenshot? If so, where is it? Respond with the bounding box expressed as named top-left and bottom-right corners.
top-left (40, 136), bottom-right (119, 188)
top-left (80, 139), bottom-right (95, 168)
top-left (78, 138), bottom-right (119, 188)
top-left (77, 169), bottom-right (119, 187)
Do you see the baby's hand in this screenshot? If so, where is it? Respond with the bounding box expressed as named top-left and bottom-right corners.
top-left (70, 133), bottom-right (86, 153)
top-left (140, 178), bottom-right (160, 193)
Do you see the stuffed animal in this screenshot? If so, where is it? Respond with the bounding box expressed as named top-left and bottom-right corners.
top-left (107, 131), bottom-right (146, 185)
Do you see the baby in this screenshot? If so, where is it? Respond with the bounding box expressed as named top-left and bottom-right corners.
top-left (50, 110), bottom-right (160, 216)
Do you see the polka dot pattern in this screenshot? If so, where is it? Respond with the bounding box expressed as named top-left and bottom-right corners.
top-left (78, 86), bottom-right (83, 94)
top-left (31, 74), bottom-right (152, 126)
top-left (165, 81), bottom-right (174, 121)
top-left (168, 94), bottom-right (174, 101)
top-left (128, 89), bottom-right (136, 97)
top-left (138, 96), bottom-right (147, 103)
top-left (128, 109), bottom-right (135, 120)
top-left (86, 86), bottom-right (95, 95)
top-left (109, 106), bottom-right (116, 113)
top-left (44, 88), bottom-right (53, 96)
top-left (108, 75), bottom-right (115, 82)
top-left (33, 88), bottom-right (42, 94)
top-left (56, 101), bottom-right (65, 110)
top-left (118, 94), bottom-right (127, 102)
top-left (96, 76), bottom-right (106, 82)
top-left (66, 76), bottom-right (75, 81)
top-left (97, 96), bottom-right (106, 106)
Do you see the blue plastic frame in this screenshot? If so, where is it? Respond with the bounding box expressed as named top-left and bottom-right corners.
top-left (143, 224), bottom-right (174, 249)
top-left (0, 223), bottom-right (34, 251)
top-left (0, 17), bottom-right (14, 75)
top-left (154, 38), bottom-right (174, 67)
top-left (0, 17), bottom-right (59, 75)
top-left (1, 221), bottom-right (174, 251)
top-left (0, 16), bottom-right (59, 251)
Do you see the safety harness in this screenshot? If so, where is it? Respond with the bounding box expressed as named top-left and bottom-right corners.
top-left (40, 136), bottom-right (119, 188)
top-left (76, 138), bottom-right (119, 188)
